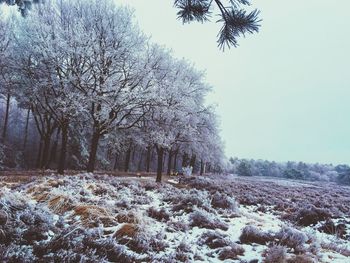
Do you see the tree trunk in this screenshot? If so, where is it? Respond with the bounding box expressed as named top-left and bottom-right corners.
top-left (49, 128), bottom-right (60, 165)
top-left (173, 150), bottom-right (178, 172)
top-left (36, 138), bottom-right (43, 168)
top-left (2, 93), bottom-right (10, 142)
top-left (57, 124), bottom-right (68, 175)
top-left (137, 150), bottom-right (143, 171)
top-left (156, 146), bottom-right (164, 183)
top-left (124, 143), bottom-right (132, 172)
top-left (167, 151), bottom-right (172, 175)
top-left (200, 159), bottom-right (205, 175)
top-left (41, 134), bottom-right (51, 169)
top-left (190, 154), bottom-right (196, 173)
top-left (87, 130), bottom-right (100, 172)
top-left (162, 152), bottom-right (166, 173)
top-left (207, 163), bottom-right (211, 173)
top-left (190, 154), bottom-right (196, 167)
top-left (23, 108), bottom-right (30, 151)
top-left (113, 153), bottom-right (118, 170)
top-left (146, 146), bottom-right (151, 173)
top-left (182, 153), bottom-right (189, 167)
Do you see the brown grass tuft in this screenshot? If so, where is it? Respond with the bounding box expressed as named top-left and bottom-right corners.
top-left (72, 205), bottom-right (116, 227)
top-left (47, 195), bottom-right (72, 214)
top-left (114, 223), bottom-right (139, 239)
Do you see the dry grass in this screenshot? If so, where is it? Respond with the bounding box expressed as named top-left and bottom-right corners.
top-left (72, 205), bottom-right (116, 227)
top-left (47, 195), bottom-right (73, 214)
top-left (114, 223), bottom-right (139, 239)
top-left (32, 192), bottom-right (50, 202)
top-left (46, 179), bottom-right (65, 188)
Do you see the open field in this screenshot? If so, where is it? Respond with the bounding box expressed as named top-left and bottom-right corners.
top-left (0, 173), bottom-right (349, 262)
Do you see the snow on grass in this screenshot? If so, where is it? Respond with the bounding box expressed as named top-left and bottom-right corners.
top-left (0, 173), bottom-right (349, 262)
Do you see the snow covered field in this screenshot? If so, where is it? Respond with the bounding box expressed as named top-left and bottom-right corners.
top-left (0, 173), bottom-right (349, 262)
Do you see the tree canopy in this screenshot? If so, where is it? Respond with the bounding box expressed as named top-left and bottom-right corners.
top-left (1, 0), bottom-right (261, 49)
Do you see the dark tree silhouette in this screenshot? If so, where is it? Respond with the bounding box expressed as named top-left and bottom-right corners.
top-left (175, 0), bottom-right (261, 49)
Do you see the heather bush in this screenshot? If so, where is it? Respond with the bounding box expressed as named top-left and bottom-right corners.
top-left (240, 225), bottom-right (274, 245)
top-left (147, 207), bottom-right (170, 222)
top-left (318, 220), bottom-right (347, 239)
top-left (218, 244), bottom-right (245, 260)
top-left (287, 254), bottom-right (317, 263)
top-left (211, 192), bottom-right (239, 212)
top-left (166, 219), bottom-right (189, 232)
top-left (168, 189), bottom-right (212, 213)
top-left (294, 205), bottom-right (331, 226)
top-left (264, 244), bottom-right (287, 263)
top-left (276, 227), bottom-right (308, 253)
top-left (198, 231), bottom-right (232, 249)
top-left (189, 209), bottom-right (229, 230)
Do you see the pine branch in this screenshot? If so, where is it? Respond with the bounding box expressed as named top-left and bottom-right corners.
top-left (175, 0), bottom-right (261, 50)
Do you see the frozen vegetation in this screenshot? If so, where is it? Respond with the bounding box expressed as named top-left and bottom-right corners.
top-left (0, 173), bottom-right (349, 262)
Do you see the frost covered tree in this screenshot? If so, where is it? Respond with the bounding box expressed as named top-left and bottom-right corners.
top-left (140, 47), bottom-right (217, 182)
top-left (1, 0), bottom-right (260, 49)
top-left (0, 14), bottom-right (16, 142)
top-left (1, 0), bottom-right (226, 177)
top-left (15, 1), bottom-right (89, 174)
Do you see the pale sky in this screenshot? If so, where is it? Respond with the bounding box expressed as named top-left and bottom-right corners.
top-left (116, 0), bottom-right (350, 165)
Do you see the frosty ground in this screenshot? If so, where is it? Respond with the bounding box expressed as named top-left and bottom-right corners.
top-left (0, 173), bottom-right (349, 262)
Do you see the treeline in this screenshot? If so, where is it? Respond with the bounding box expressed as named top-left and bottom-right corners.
top-left (0, 0), bottom-right (224, 181)
top-left (229, 158), bottom-right (350, 185)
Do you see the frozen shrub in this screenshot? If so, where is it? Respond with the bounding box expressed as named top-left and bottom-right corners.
top-left (149, 232), bottom-right (168, 252)
top-left (84, 238), bottom-right (138, 263)
top-left (189, 209), bottom-right (228, 230)
top-left (131, 194), bottom-right (152, 205)
top-left (115, 199), bottom-right (131, 209)
top-left (176, 241), bottom-right (192, 253)
top-left (263, 245), bottom-right (287, 263)
top-left (0, 244), bottom-right (36, 262)
top-left (167, 219), bottom-right (189, 232)
top-left (321, 242), bottom-right (350, 257)
top-left (169, 189), bottom-right (212, 213)
top-left (22, 225), bottom-right (49, 244)
top-left (143, 181), bottom-right (158, 191)
top-left (239, 193), bottom-right (258, 206)
top-left (240, 225), bottom-right (274, 245)
top-left (305, 232), bottom-right (320, 256)
top-left (115, 210), bottom-right (141, 224)
top-left (113, 223), bottom-right (167, 254)
top-left (276, 227), bottom-right (308, 253)
top-left (295, 205), bottom-right (331, 226)
top-left (211, 192), bottom-right (239, 212)
top-left (147, 207), bottom-right (170, 221)
top-left (218, 244), bottom-right (245, 260)
top-left (199, 231), bottom-right (232, 249)
top-left (287, 254), bottom-right (317, 263)
top-left (318, 220), bottom-right (347, 239)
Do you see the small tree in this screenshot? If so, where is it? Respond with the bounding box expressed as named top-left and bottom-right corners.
top-left (237, 160), bottom-right (252, 176)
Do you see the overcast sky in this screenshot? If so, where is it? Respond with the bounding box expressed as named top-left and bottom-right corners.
top-left (117, 0), bottom-right (350, 165)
